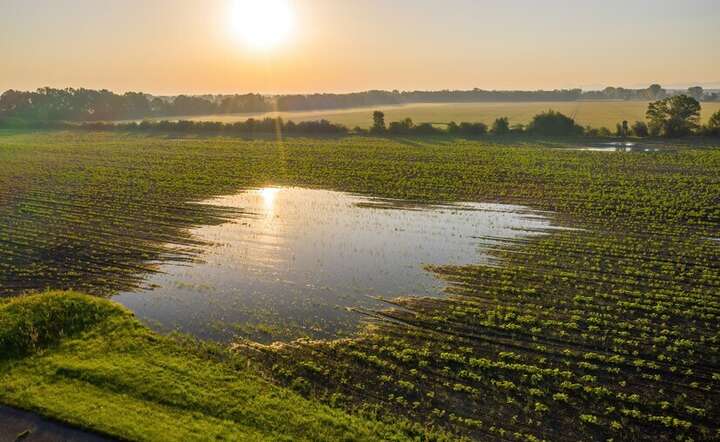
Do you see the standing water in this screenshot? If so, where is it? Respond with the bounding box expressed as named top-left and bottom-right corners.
top-left (114, 187), bottom-right (559, 341)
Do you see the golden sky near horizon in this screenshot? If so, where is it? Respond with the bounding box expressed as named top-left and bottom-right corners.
top-left (2, 0), bottom-right (719, 94)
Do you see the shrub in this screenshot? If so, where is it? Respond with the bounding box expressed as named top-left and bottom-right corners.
top-left (0, 291), bottom-right (127, 359)
top-left (387, 118), bottom-right (415, 135)
top-left (491, 117), bottom-right (510, 135)
top-left (631, 121), bottom-right (649, 137)
top-left (527, 110), bottom-right (583, 136)
top-left (414, 122), bottom-right (441, 135)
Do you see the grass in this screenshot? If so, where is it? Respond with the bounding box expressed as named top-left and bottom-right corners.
top-left (148, 101), bottom-right (720, 129)
top-left (0, 292), bottom-right (444, 441)
top-left (1, 130), bottom-right (719, 440)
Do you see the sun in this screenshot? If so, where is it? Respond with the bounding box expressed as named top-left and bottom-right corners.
top-left (230, 0), bottom-right (294, 50)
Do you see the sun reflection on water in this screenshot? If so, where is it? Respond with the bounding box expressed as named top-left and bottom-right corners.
top-left (115, 187), bottom-right (561, 342)
top-left (259, 187), bottom-right (280, 212)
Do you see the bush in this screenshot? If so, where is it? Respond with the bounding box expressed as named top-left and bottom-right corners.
top-left (387, 118), bottom-right (415, 135)
top-left (631, 121), bottom-right (649, 137)
top-left (584, 126), bottom-right (599, 137)
top-left (414, 123), bottom-right (442, 135)
top-left (527, 110), bottom-right (583, 136)
top-left (451, 122), bottom-right (487, 136)
top-left (491, 117), bottom-right (510, 135)
top-left (598, 127), bottom-right (613, 137)
top-left (0, 291), bottom-right (127, 359)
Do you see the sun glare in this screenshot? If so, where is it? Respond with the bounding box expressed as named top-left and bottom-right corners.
top-left (231, 0), bottom-right (294, 50)
top-left (259, 187), bottom-right (280, 210)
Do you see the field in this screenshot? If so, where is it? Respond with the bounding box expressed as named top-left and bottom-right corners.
top-left (147, 101), bottom-right (720, 129)
top-left (1, 130), bottom-right (719, 441)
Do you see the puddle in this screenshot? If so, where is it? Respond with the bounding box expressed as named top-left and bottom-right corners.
top-left (114, 187), bottom-right (560, 342)
top-left (570, 142), bottom-right (662, 152)
top-left (0, 405), bottom-right (111, 442)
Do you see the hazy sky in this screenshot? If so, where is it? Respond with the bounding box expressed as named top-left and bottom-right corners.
top-left (2, 0), bottom-right (718, 94)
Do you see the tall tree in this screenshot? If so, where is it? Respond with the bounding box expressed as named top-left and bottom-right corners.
top-left (646, 95), bottom-right (701, 137)
top-left (646, 84), bottom-right (665, 100)
top-left (371, 111), bottom-right (386, 134)
top-left (705, 110), bottom-right (720, 136)
top-left (687, 86), bottom-right (704, 101)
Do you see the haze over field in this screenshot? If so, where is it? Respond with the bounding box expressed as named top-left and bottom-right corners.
top-left (2, 0), bottom-right (718, 94)
top-left (150, 101), bottom-right (720, 129)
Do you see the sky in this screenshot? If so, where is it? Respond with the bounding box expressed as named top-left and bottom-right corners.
top-left (2, 0), bottom-right (719, 94)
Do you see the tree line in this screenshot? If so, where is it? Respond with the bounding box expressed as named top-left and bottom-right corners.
top-left (365, 96), bottom-right (720, 138)
top-left (1, 85), bottom-right (718, 123)
top-left (2, 95), bottom-right (718, 138)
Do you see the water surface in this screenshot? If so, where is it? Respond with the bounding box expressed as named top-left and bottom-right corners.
top-left (115, 187), bottom-right (559, 342)
top-left (571, 142), bottom-right (662, 152)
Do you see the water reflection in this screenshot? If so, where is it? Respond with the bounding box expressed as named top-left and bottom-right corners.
top-left (115, 187), bottom-right (560, 342)
top-left (571, 142), bottom-right (662, 152)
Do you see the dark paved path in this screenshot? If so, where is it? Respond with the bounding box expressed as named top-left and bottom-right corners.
top-left (0, 406), bottom-right (113, 442)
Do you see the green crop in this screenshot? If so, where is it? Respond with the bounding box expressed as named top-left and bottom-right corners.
top-left (0, 129), bottom-right (719, 440)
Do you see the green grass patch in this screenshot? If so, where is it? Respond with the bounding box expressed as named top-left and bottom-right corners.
top-left (0, 292), bottom-right (445, 441)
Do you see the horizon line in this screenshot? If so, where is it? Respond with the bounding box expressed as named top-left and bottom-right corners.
top-left (4, 82), bottom-right (720, 97)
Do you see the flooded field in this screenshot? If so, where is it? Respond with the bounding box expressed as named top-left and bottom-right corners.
top-left (571, 142), bottom-right (663, 152)
top-left (3, 132), bottom-right (719, 441)
top-left (114, 187), bottom-right (559, 341)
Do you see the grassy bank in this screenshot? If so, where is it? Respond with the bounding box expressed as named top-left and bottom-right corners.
top-left (0, 292), bottom-right (443, 441)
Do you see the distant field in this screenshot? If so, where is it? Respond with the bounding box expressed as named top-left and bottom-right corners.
top-left (155, 101), bottom-right (720, 129)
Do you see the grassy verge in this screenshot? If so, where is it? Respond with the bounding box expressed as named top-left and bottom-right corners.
top-left (0, 292), bottom-right (446, 441)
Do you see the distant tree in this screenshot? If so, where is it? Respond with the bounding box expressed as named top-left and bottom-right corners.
top-left (414, 122), bottom-right (441, 135)
top-left (446, 121), bottom-right (460, 134)
top-left (584, 125), bottom-right (599, 137)
top-left (457, 122), bottom-right (488, 136)
top-left (527, 110), bottom-right (583, 136)
top-left (615, 120), bottom-right (629, 137)
top-left (491, 117), bottom-right (510, 135)
top-left (387, 118), bottom-right (414, 135)
top-left (631, 121), bottom-right (649, 137)
top-left (123, 92), bottom-right (152, 118)
top-left (598, 127), bottom-right (613, 137)
top-left (704, 110), bottom-right (720, 136)
top-left (371, 111), bottom-right (386, 134)
top-left (687, 86), bottom-right (704, 101)
top-left (708, 110), bottom-right (720, 128)
top-left (646, 84), bottom-right (666, 100)
top-left (646, 95), bottom-right (701, 137)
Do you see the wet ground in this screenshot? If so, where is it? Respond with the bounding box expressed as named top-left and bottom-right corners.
top-left (115, 187), bottom-right (561, 342)
top-left (569, 142), bottom-right (663, 152)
